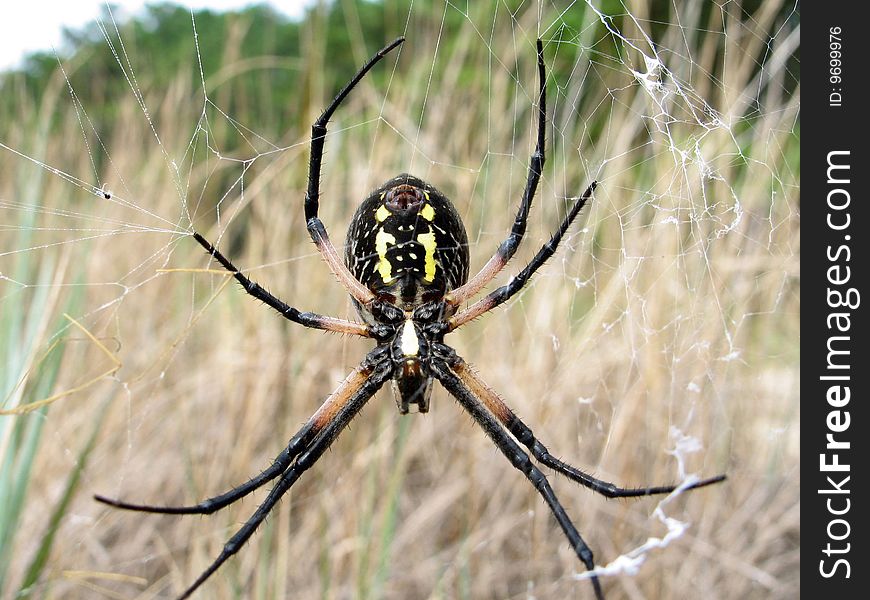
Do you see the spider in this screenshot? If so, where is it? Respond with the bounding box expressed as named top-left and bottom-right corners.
top-left (95, 37), bottom-right (725, 599)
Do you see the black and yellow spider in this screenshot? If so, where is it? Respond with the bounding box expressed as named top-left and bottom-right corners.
top-left (95, 37), bottom-right (725, 600)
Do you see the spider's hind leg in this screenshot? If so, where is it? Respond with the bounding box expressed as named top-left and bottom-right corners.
top-left (190, 231), bottom-right (371, 337)
top-left (302, 37), bottom-right (405, 311)
top-left (446, 39), bottom-right (549, 308)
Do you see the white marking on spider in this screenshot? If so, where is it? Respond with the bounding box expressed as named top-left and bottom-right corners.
top-left (400, 319), bottom-right (419, 356)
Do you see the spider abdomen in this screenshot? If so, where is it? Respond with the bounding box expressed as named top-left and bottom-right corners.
top-left (345, 174), bottom-right (469, 313)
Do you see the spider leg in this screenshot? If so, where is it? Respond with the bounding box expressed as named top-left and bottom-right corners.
top-left (94, 356), bottom-right (386, 514)
top-left (191, 231), bottom-right (371, 337)
top-left (168, 348), bottom-right (391, 600)
top-left (94, 448), bottom-right (291, 515)
top-left (448, 180), bottom-right (596, 331)
top-left (304, 37), bottom-right (405, 310)
top-left (446, 39), bottom-right (548, 307)
top-left (431, 357), bottom-right (604, 600)
top-left (447, 354), bottom-right (726, 498)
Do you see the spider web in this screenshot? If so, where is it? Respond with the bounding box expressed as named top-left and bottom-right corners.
top-left (0, 2), bottom-right (800, 598)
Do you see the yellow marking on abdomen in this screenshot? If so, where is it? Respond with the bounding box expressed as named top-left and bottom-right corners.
top-left (375, 229), bottom-right (396, 283)
top-left (416, 229), bottom-right (437, 282)
top-left (420, 203), bottom-right (435, 221)
top-left (375, 204), bottom-right (391, 222)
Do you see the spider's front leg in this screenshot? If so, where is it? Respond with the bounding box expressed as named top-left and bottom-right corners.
top-left (429, 352), bottom-right (605, 600)
top-left (447, 351), bottom-right (726, 497)
top-left (169, 348), bottom-right (394, 599)
top-left (95, 347), bottom-right (391, 516)
top-left (95, 346), bottom-right (394, 599)
top-left (429, 343), bottom-right (725, 600)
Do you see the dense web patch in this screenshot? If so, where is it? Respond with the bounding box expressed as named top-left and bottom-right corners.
top-left (0, 2), bottom-right (799, 599)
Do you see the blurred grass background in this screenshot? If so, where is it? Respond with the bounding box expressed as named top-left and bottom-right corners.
top-left (0, 1), bottom-right (799, 599)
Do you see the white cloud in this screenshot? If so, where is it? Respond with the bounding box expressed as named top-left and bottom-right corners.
top-left (0, 0), bottom-right (313, 71)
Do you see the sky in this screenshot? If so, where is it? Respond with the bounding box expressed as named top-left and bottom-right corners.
top-left (0, 0), bottom-right (312, 70)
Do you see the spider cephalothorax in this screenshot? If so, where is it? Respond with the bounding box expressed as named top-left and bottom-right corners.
top-left (95, 37), bottom-right (724, 600)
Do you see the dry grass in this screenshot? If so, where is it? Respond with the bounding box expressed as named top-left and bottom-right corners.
top-left (2, 3), bottom-right (798, 599)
